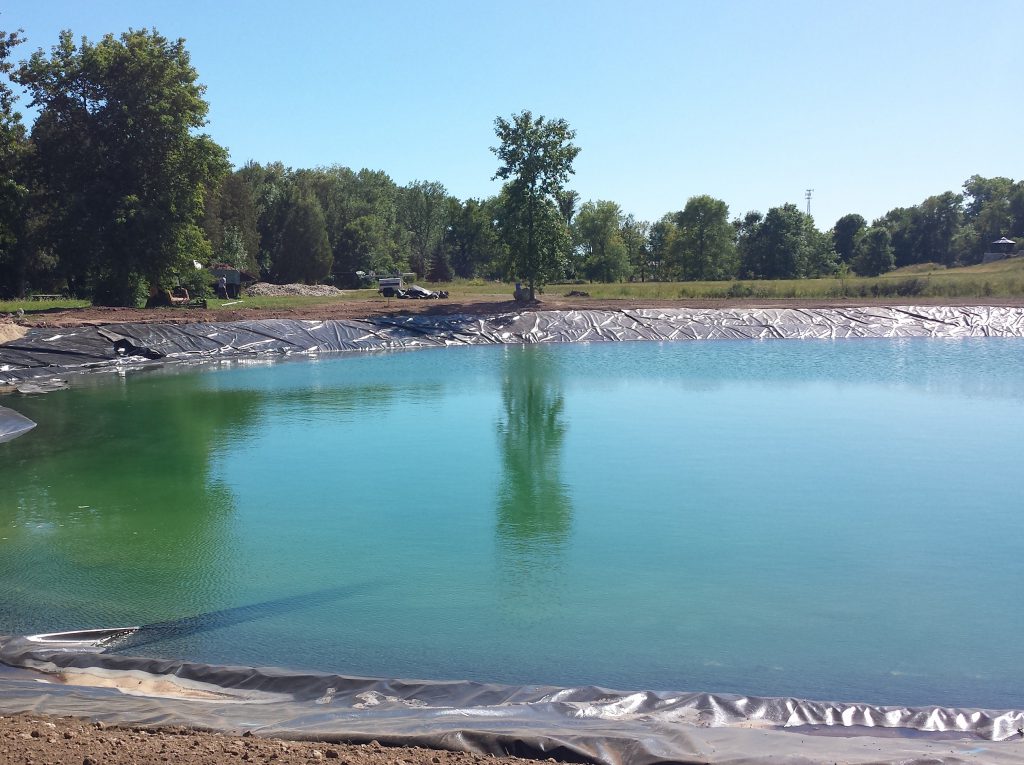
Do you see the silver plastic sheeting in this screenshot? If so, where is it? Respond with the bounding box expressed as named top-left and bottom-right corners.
top-left (0, 636), bottom-right (1022, 765)
top-left (0, 405), bottom-right (36, 442)
top-left (2, 305), bottom-right (1024, 386)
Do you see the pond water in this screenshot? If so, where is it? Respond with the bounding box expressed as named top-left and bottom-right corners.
top-left (1, 338), bottom-right (1023, 709)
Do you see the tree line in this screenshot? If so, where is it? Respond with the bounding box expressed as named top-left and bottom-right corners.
top-left (0, 25), bottom-right (1021, 304)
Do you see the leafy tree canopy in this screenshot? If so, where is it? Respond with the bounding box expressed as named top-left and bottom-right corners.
top-left (16, 28), bottom-right (227, 304)
top-left (575, 200), bottom-right (628, 283)
top-left (853, 226), bottom-right (895, 277)
top-left (672, 195), bottom-right (736, 281)
top-left (832, 213), bottom-right (866, 264)
top-left (492, 110), bottom-right (579, 298)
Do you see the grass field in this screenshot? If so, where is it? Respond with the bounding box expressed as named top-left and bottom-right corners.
top-left (428, 257), bottom-right (1024, 301)
top-left (0, 297), bottom-right (91, 312)
top-left (2, 258), bottom-right (1023, 314)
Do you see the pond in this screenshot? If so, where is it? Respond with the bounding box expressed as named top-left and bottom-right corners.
top-left (1, 338), bottom-right (1023, 709)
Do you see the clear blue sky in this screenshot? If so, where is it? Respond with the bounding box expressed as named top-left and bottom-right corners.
top-left (4, 0), bottom-right (1022, 229)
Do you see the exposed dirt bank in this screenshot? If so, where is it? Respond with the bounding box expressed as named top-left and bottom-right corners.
top-left (0, 712), bottom-right (556, 765)
top-left (7, 295), bottom-right (1024, 329)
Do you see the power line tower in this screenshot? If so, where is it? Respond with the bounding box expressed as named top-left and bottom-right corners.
top-left (804, 189), bottom-right (813, 216)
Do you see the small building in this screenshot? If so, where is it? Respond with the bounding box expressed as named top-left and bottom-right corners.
top-left (982, 236), bottom-right (1018, 264)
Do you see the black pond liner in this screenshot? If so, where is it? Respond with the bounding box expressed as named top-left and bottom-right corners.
top-left (3, 306), bottom-right (1024, 763)
top-left (2, 306), bottom-right (1023, 391)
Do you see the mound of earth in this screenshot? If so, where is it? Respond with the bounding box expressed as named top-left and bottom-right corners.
top-left (0, 712), bottom-right (551, 765)
top-left (0, 321), bottom-right (27, 343)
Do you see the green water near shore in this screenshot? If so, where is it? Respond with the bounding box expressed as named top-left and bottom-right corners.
top-left (1, 339), bottom-right (1023, 708)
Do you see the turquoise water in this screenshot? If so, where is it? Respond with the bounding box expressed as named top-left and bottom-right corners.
top-left (1, 338), bottom-right (1024, 708)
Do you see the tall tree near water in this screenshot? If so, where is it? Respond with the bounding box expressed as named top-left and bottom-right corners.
top-left (0, 25), bottom-right (29, 296)
top-left (402, 180), bottom-right (449, 278)
top-left (17, 29), bottom-right (227, 304)
top-left (492, 111), bottom-right (580, 299)
top-left (915, 191), bottom-right (962, 267)
top-left (852, 226), bottom-right (895, 276)
top-left (875, 207), bottom-right (916, 268)
top-left (574, 200), bottom-right (628, 282)
top-left (445, 197), bottom-right (503, 279)
top-left (739, 203), bottom-right (835, 279)
top-left (203, 172), bottom-right (261, 273)
top-left (555, 189), bottom-right (579, 226)
top-left (831, 213), bottom-right (866, 264)
top-left (270, 186), bottom-right (332, 284)
top-left (621, 215), bottom-right (650, 282)
top-left (647, 214), bottom-right (678, 281)
top-left (237, 161), bottom-right (292, 278)
top-left (957, 175), bottom-right (1024, 263)
top-left (672, 195), bottom-right (737, 280)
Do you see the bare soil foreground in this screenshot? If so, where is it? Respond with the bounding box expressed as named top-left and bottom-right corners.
top-left (6, 294), bottom-right (1024, 329)
top-left (0, 712), bottom-right (553, 765)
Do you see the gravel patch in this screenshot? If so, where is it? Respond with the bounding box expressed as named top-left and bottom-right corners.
top-left (246, 283), bottom-right (346, 297)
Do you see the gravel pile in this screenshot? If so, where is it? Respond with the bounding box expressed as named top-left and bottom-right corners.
top-left (246, 283), bottom-right (345, 297)
top-left (0, 321), bottom-right (27, 343)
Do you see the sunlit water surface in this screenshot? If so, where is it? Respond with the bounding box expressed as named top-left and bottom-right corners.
top-left (2, 339), bottom-right (1023, 708)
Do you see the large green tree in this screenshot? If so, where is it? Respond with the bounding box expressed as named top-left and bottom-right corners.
top-left (739, 204), bottom-right (835, 279)
top-left (0, 26), bottom-right (29, 297)
top-left (270, 186), bottom-right (332, 284)
top-left (302, 165), bottom-right (407, 280)
top-left (876, 207), bottom-right (917, 267)
top-left (443, 196), bottom-right (503, 279)
top-left (621, 214), bottom-right (650, 283)
top-left (492, 110), bottom-right (579, 299)
top-left (672, 195), bottom-right (737, 280)
top-left (574, 200), bottom-right (628, 282)
top-left (852, 226), bottom-right (895, 276)
top-left (203, 171), bottom-right (260, 273)
top-left (237, 160), bottom-right (292, 278)
top-left (401, 179), bottom-right (449, 278)
top-left (957, 175), bottom-right (1023, 263)
top-left (17, 29), bottom-right (227, 304)
top-left (914, 191), bottom-right (962, 267)
top-left (647, 214), bottom-right (678, 281)
top-left (831, 213), bottom-right (866, 264)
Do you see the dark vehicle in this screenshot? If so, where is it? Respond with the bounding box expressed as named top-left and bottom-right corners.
top-left (397, 284), bottom-right (448, 299)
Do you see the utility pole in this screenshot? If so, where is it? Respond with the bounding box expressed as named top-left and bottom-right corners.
top-left (805, 189), bottom-right (813, 217)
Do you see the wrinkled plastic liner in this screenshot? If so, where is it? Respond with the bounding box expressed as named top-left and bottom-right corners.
top-left (3, 306), bottom-right (1024, 387)
top-left (1, 637), bottom-right (1023, 765)
top-left (0, 405), bottom-right (36, 442)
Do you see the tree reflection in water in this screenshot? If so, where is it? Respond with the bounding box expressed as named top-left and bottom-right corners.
top-left (495, 346), bottom-right (573, 611)
top-left (0, 372), bottom-right (264, 632)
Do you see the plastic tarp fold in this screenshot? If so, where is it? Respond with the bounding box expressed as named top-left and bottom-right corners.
top-left (0, 405), bottom-right (35, 442)
top-left (1, 636), bottom-right (1023, 765)
top-left (3, 306), bottom-right (1024, 387)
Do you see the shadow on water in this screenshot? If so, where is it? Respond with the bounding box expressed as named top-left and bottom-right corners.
top-left (109, 581), bottom-right (383, 654)
top-left (495, 346), bottom-right (573, 608)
